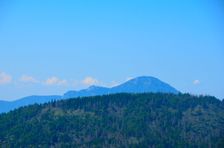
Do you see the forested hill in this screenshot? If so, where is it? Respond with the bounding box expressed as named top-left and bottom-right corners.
top-left (0, 93), bottom-right (224, 147)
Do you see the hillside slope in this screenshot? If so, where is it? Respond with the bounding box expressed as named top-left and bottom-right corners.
top-left (0, 93), bottom-right (224, 147)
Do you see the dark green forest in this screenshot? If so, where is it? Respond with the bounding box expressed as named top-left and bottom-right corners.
top-left (0, 93), bottom-right (224, 147)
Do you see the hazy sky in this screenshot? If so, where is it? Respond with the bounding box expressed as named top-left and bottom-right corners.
top-left (0, 0), bottom-right (223, 100)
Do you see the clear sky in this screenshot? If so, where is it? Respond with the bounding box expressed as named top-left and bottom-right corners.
top-left (0, 0), bottom-right (223, 101)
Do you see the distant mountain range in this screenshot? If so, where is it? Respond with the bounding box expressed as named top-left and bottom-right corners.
top-left (0, 76), bottom-right (179, 113)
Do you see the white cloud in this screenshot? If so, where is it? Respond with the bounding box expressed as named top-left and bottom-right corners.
top-left (108, 81), bottom-right (120, 87)
top-left (45, 76), bottom-right (67, 86)
top-left (193, 80), bottom-right (200, 85)
top-left (126, 77), bottom-right (133, 81)
top-left (20, 75), bottom-right (39, 83)
top-left (82, 77), bottom-right (98, 86)
top-left (0, 71), bottom-right (12, 85)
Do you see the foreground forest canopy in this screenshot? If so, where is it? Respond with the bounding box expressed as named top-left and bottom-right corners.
top-left (0, 93), bottom-right (224, 147)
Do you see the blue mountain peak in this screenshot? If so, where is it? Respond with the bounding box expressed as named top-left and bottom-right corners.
top-left (0, 76), bottom-right (179, 113)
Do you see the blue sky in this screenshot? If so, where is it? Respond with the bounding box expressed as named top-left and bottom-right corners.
top-left (0, 0), bottom-right (223, 100)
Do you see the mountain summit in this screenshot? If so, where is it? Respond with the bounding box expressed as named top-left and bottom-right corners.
top-left (0, 76), bottom-right (179, 113)
top-left (111, 76), bottom-right (179, 94)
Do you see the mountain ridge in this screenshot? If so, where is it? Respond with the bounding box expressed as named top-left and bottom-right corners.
top-left (0, 76), bottom-right (179, 113)
top-left (64, 76), bottom-right (178, 98)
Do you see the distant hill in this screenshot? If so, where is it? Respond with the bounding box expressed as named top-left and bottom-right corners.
top-left (64, 76), bottom-right (179, 98)
top-left (0, 76), bottom-right (179, 113)
top-left (0, 96), bottom-right (62, 113)
top-left (111, 76), bottom-right (178, 94)
top-left (0, 93), bottom-right (223, 147)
